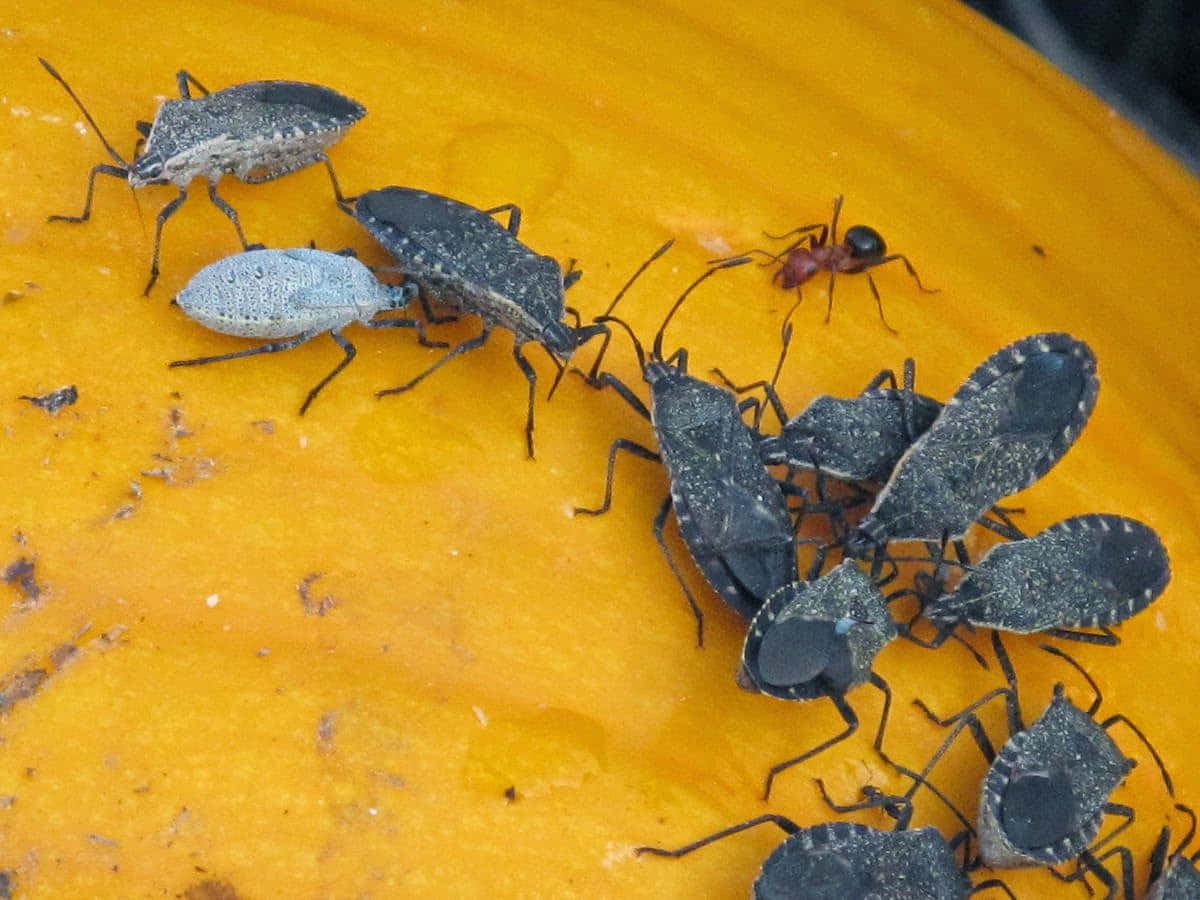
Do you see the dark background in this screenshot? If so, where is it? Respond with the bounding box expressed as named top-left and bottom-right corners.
top-left (964, 0), bottom-right (1200, 174)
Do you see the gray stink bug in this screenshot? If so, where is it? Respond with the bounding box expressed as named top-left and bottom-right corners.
top-left (341, 187), bottom-right (607, 458)
top-left (916, 513), bottom-right (1170, 648)
top-left (849, 332), bottom-right (1099, 555)
top-left (574, 260), bottom-right (796, 646)
top-left (168, 247), bottom-right (436, 414)
top-left (737, 558), bottom-right (903, 800)
top-left (908, 638), bottom-right (1174, 899)
top-left (40, 58), bottom-right (366, 295)
top-left (636, 783), bottom-right (1015, 899)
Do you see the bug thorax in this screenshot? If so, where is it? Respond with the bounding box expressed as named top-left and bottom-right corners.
top-left (844, 225), bottom-right (886, 260)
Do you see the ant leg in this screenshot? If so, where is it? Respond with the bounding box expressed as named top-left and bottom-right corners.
top-left (874, 253), bottom-right (938, 293)
top-left (864, 273), bottom-right (899, 334)
top-left (175, 70), bottom-right (211, 98)
top-left (47, 163), bottom-right (128, 224)
top-left (376, 327), bottom-right (492, 397)
top-left (206, 180), bottom-right (251, 250)
top-left (827, 195), bottom-right (844, 243)
top-left (635, 814), bottom-right (799, 858)
top-left (481, 203), bottom-right (521, 235)
top-left (297, 331), bottom-right (356, 415)
top-left (573, 439), bottom-right (661, 516)
top-left (823, 270), bottom-right (839, 324)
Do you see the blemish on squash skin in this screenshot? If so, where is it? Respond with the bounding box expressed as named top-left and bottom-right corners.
top-left (298, 572), bottom-right (338, 616)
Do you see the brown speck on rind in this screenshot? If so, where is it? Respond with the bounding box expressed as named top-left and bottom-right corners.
top-left (0, 869), bottom-right (13, 900)
top-left (0, 670), bottom-right (48, 714)
top-left (316, 711), bottom-right (338, 754)
top-left (3, 557), bottom-right (41, 603)
top-left (18, 385), bottom-right (78, 414)
top-left (48, 642), bottom-right (79, 670)
top-left (250, 419), bottom-right (276, 434)
top-left (504, 785), bottom-right (517, 803)
top-left (298, 572), bottom-right (338, 616)
top-left (182, 880), bottom-right (240, 900)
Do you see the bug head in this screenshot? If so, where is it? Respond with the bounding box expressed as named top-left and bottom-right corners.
top-left (540, 320), bottom-right (579, 360)
top-left (844, 225), bottom-right (886, 261)
top-left (128, 150), bottom-right (169, 187)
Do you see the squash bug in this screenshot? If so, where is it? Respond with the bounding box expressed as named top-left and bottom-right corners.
top-left (848, 333), bottom-right (1099, 556)
top-left (913, 513), bottom-right (1170, 648)
top-left (724, 195), bottom-right (936, 333)
top-left (40, 58), bottom-right (365, 295)
top-left (1145, 804), bottom-right (1200, 899)
top-left (738, 557), bottom-right (921, 800)
top-left (636, 781), bottom-right (1014, 898)
top-left (574, 259), bottom-right (797, 646)
top-left (168, 247), bottom-right (435, 414)
top-left (908, 637), bottom-right (1174, 899)
top-left (341, 187), bottom-right (608, 458)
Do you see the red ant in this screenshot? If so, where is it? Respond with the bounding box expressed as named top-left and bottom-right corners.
top-left (736, 196), bottom-right (936, 333)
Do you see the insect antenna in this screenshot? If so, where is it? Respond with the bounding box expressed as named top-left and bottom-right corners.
top-left (39, 58), bottom-right (131, 170)
top-left (652, 255), bottom-right (752, 362)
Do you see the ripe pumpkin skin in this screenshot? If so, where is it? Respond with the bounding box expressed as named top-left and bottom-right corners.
top-left (0, 0), bottom-right (1196, 896)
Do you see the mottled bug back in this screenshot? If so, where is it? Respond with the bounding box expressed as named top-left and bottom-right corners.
top-left (755, 823), bottom-right (971, 900)
top-left (136, 81), bottom-right (365, 186)
top-left (766, 389), bottom-right (942, 482)
top-left (175, 248), bottom-right (393, 339)
top-left (858, 333), bottom-right (1099, 543)
top-left (978, 690), bottom-right (1130, 869)
top-left (928, 513), bottom-right (1170, 634)
top-left (649, 366), bottom-right (796, 618)
top-left (349, 188), bottom-right (568, 348)
top-left (740, 561), bottom-right (897, 701)
top-left (1149, 856), bottom-right (1200, 900)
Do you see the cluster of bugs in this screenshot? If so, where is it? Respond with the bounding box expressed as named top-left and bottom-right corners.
top-left (38, 59), bottom-right (1177, 897)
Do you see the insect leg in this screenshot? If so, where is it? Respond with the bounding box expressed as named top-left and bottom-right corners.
top-left (572, 439), bottom-right (660, 516)
top-left (169, 330), bottom-right (318, 368)
top-left (863, 273), bottom-right (899, 334)
top-left (175, 70), bottom-right (211, 98)
top-left (364, 315), bottom-right (450, 349)
top-left (205, 180), bottom-right (251, 250)
top-left (297, 330), bottom-right (357, 415)
top-left (144, 188), bottom-right (190, 295)
top-left (47, 164), bottom-right (129, 224)
top-left (512, 343), bottom-right (541, 459)
top-left (635, 814), bottom-right (799, 858)
top-left (481, 203), bottom-right (521, 235)
top-left (653, 496), bottom-right (707, 647)
top-left (375, 327), bottom-right (492, 398)
top-left (762, 693), bottom-right (859, 800)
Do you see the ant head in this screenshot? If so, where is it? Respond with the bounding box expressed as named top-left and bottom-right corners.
top-left (844, 225), bottom-right (886, 260)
